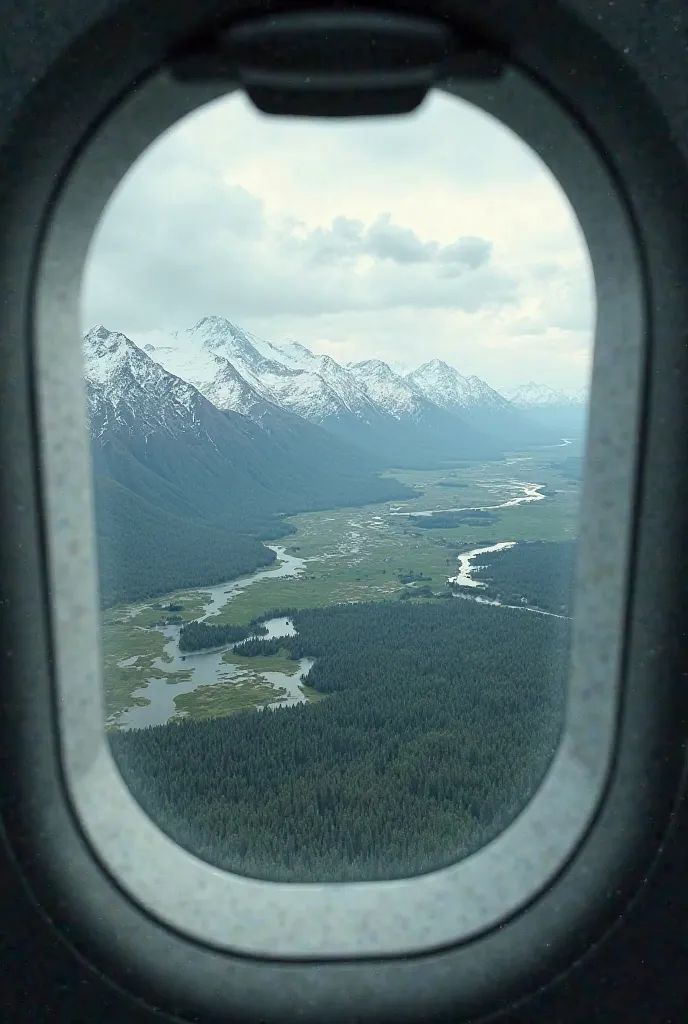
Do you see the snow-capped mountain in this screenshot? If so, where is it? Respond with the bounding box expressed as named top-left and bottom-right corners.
top-left (94, 312), bottom-right (580, 467)
top-left (408, 359), bottom-right (514, 412)
top-left (505, 381), bottom-right (588, 436)
top-left (84, 325), bottom-right (408, 520)
top-left (145, 316), bottom-right (381, 426)
top-left (349, 359), bottom-right (434, 420)
top-left (143, 316), bottom-right (501, 466)
top-left (84, 325), bottom-right (220, 447)
top-left (506, 381), bottom-right (586, 408)
top-left (266, 350), bottom-right (377, 423)
top-left (407, 360), bottom-right (556, 445)
top-left (346, 357), bottom-right (510, 460)
top-left (84, 326), bottom-right (412, 605)
top-left (274, 340), bottom-right (317, 366)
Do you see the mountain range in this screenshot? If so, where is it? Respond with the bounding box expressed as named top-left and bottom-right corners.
top-left (83, 317), bottom-right (587, 605)
top-left (141, 316), bottom-right (572, 462)
top-left (503, 381), bottom-right (588, 435)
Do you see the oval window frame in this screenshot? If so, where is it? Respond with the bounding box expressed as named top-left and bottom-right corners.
top-left (31, 60), bottom-right (645, 961)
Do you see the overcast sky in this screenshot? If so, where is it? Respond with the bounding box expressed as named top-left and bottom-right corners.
top-left (81, 89), bottom-right (595, 392)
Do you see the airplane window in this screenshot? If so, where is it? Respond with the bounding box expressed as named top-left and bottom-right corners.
top-left (79, 88), bottom-right (594, 883)
top-left (10, 4), bottom-right (682, 1018)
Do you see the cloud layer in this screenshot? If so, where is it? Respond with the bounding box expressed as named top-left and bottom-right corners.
top-left (81, 90), bottom-right (594, 391)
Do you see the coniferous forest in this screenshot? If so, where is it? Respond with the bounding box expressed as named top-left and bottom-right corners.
top-left (93, 476), bottom-right (286, 607)
top-left (470, 540), bottom-right (577, 615)
top-left (178, 620), bottom-right (267, 652)
top-left (111, 598), bottom-right (570, 882)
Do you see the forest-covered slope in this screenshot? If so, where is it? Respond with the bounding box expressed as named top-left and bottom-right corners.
top-left (110, 598), bottom-right (569, 881)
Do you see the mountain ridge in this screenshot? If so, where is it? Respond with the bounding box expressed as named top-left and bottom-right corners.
top-left (407, 359), bottom-right (561, 446)
top-left (139, 315), bottom-right (571, 461)
top-left (505, 380), bottom-right (587, 407)
top-left (504, 379), bottom-right (588, 436)
top-left (142, 316), bottom-right (507, 466)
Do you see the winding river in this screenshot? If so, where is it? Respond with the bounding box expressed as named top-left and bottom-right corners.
top-left (449, 541), bottom-right (516, 588)
top-left (113, 547), bottom-right (313, 731)
top-left (113, 471), bottom-right (573, 729)
top-left (190, 544), bottom-right (307, 622)
top-left (448, 541), bottom-right (571, 621)
top-left (427, 466), bottom-right (574, 621)
top-left (388, 481), bottom-right (547, 518)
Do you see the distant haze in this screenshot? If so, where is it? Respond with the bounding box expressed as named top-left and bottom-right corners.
top-left (82, 90), bottom-right (595, 392)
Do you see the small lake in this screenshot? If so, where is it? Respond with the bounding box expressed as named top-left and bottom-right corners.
top-left (113, 616), bottom-right (313, 731)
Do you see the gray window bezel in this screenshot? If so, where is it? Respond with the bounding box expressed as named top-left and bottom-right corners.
top-left (32, 63), bottom-right (643, 961)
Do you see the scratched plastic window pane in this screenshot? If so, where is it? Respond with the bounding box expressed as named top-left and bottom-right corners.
top-left (80, 90), bottom-right (594, 882)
